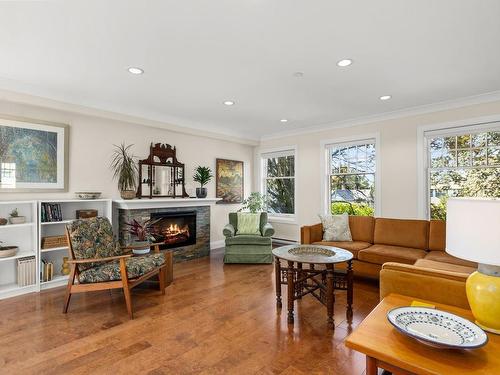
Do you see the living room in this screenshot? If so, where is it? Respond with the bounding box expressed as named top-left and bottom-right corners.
top-left (0, 1), bottom-right (499, 374)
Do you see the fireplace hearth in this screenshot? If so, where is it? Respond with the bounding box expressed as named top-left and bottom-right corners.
top-left (150, 211), bottom-right (196, 249)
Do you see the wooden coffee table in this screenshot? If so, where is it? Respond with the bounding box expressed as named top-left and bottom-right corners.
top-left (272, 244), bottom-right (354, 329)
top-left (345, 293), bottom-right (500, 375)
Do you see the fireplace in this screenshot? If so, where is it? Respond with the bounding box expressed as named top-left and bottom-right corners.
top-left (150, 211), bottom-right (197, 249)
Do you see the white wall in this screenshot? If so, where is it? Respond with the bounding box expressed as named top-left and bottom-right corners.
top-left (257, 100), bottom-right (500, 241)
top-left (0, 100), bottom-right (255, 244)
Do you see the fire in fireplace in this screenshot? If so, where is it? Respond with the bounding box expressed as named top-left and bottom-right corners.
top-left (150, 211), bottom-right (196, 249)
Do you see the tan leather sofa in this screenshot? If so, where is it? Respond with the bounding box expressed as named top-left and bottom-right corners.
top-left (301, 216), bottom-right (476, 279)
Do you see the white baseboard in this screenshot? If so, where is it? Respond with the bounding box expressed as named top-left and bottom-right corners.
top-left (210, 240), bottom-right (225, 250)
top-left (272, 237), bottom-right (299, 245)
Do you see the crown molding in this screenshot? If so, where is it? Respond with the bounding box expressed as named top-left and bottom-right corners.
top-left (0, 85), bottom-right (259, 146)
top-left (260, 90), bottom-right (500, 141)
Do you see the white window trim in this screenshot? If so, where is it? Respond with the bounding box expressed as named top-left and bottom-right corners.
top-left (259, 145), bottom-right (298, 224)
top-left (320, 133), bottom-right (381, 217)
top-left (417, 115), bottom-right (500, 219)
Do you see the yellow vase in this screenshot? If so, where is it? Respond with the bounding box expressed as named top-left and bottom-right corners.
top-left (466, 269), bottom-right (500, 334)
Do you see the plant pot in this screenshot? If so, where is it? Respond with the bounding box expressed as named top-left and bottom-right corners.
top-left (130, 241), bottom-right (150, 255)
top-left (0, 218), bottom-right (7, 225)
top-left (120, 190), bottom-right (136, 200)
top-left (0, 246), bottom-right (19, 258)
top-left (196, 187), bottom-right (207, 198)
top-left (9, 216), bottom-right (26, 224)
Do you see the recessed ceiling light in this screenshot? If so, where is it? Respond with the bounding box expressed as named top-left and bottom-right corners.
top-left (128, 67), bottom-right (144, 75)
top-left (280, 119), bottom-right (288, 123)
top-left (293, 72), bottom-right (304, 78)
top-left (337, 59), bottom-right (353, 67)
top-left (380, 95), bottom-right (392, 101)
top-left (223, 100), bottom-right (235, 106)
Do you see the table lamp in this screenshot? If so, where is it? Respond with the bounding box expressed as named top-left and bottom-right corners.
top-left (446, 197), bottom-right (500, 334)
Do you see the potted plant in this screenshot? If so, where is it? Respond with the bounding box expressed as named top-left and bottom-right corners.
top-left (110, 143), bottom-right (138, 199)
top-left (0, 241), bottom-right (18, 258)
top-left (124, 218), bottom-right (161, 254)
top-left (238, 192), bottom-right (267, 213)
top-left (193, 166), bottom-right (213, 198)
top-left (9, 208), bottom-right (26, 224)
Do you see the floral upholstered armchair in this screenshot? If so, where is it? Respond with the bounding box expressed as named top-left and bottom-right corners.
top-left (64, 217), bottom-right (167, 319)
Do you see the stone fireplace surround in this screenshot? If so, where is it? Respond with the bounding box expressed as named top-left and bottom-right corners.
top-left (114, 198), bottom-right (220, 262)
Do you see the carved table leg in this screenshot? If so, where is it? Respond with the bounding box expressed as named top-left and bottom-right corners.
top-left (275, 257), bottom-right (282, 308)
top-left (297, 262), bottom-right (303, 299)
top-left (287, 260), bottom-right (295, 324)
top-left (326, 263), bottom-right (335, 329)
top-left (347, 260), bottom-right (354, 319)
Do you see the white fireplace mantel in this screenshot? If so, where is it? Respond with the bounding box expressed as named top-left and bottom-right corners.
top-left (113, 197), bottom-right (222, 210)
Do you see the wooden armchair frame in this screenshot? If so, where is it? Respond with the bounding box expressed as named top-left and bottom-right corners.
top-left (63, 226), bottom-right (172, 319)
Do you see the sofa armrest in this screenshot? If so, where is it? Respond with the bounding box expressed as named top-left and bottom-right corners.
top-left (223, 223), bottom-right (235, 238)
top-left (380, 262), bottom-right (470, 309)
top-left (262, 223), bottom-right (275, 237)
top-left (300, 223), bottom-right (323, 244)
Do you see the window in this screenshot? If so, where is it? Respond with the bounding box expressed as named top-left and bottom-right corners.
top-left (261, 149), bottom-right (295, 217)
top-left (325, 139), bottom-right (376, 216)
top-left (426, 125), bottom-right (500, 219)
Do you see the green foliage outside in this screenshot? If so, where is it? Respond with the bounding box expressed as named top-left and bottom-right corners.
top-left (265, 156), bottom-right (295, 214)
top-left (331, 201), bottom-right (374, 216)
top-left (430, 196), bottom-right (447, 220)
top-left (239, 192), bottom-right (267, 213)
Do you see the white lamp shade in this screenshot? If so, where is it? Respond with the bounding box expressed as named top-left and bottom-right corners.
top-left (446, 198), bottom-right (500, 266)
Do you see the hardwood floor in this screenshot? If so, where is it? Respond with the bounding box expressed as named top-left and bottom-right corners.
top-left (0, 249), bottom-right (379, 375)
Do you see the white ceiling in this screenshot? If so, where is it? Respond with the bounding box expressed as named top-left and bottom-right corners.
top-left (1, 0), bottom-right (500, 141)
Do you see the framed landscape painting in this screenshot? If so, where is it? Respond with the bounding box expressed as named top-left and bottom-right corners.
top-left (216, 158), bottom-right (244, 204)
top-left (0, 117), bottom-right (68, 191)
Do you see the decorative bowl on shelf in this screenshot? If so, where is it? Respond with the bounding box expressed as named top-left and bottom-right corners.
top-left (0, 246), bottom-right (19, 258)
top-left (387, 306), bottom-right (488, 349)
top-left (75, 192), bottom-right (102, 200)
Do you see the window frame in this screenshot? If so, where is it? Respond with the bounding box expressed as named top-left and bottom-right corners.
top-left (420, 120), bottom-right (500, 219)
top-left (320, 134), bottom-right (381, 217)
top-left (259, 146), bottom-right (297, 223)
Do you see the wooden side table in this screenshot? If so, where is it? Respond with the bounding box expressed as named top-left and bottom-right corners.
top-left (272, 244), bottom-right (353, 329)
top-left (345, 294), bottom-right (500, 375)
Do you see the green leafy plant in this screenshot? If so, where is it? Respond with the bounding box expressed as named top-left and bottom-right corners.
top-left (9, 208), bottom-right (19, 218)
top-left (331, 201), bottom-right (374, 216)
top-left (193, 166), bottom-right (213, 188)
top-left (238, 192), bottom-right (267, 213)
top-left (110, 143), bottom-right (138, 191)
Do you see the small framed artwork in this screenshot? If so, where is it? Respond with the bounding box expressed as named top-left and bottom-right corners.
top-left (216, 158), bottom-right (244, 204)
top-left (0, 116), bottom-right (69, 192)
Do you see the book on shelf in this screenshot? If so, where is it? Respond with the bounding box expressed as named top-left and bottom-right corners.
top-left (17, 256), bottom-right (36, 287)
top-left (41, 203), bottom-right (63, 222)
top-left (41, 259), bottom-right (54, 282)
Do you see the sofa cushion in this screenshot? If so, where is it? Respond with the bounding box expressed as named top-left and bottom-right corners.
top-left (429, 220), bottom-right (446, 251)
top-left (414, 259), bottom-right (476, 275)
top-left (348, 216), bottom-right (375, 243)
top-left (236, 213), bottom-right (261, 235)
top-left (373, 218), bottom-right (428, 250)
top-left (225, 235), bottom-right (272, 246)
top-left (312, 241), bottom-right (371, 258)
top-left (78, 253), bottom-right (165, 283)
top-left (358, 244), bottom-right (427, 265)
top-left (319, 213), bottom-right (352, 241)
top-left (424, 251), bottom-right (477, 268)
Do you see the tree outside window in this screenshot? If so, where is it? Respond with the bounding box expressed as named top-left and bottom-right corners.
top-left (428, 130), bottom-right (500, 220)
top-left (327, 141), bottom-right (376, 216)
top-left (262, 152), bottom-right (295, 215)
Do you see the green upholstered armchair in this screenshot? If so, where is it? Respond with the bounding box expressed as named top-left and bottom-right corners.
top-left (223, 212), bottom-right (274, 264)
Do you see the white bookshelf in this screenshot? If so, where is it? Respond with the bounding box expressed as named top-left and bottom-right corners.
top-left (0, 201), bottom-right (38, 299)
top-left (38, 199), bottom-right (112, 290)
